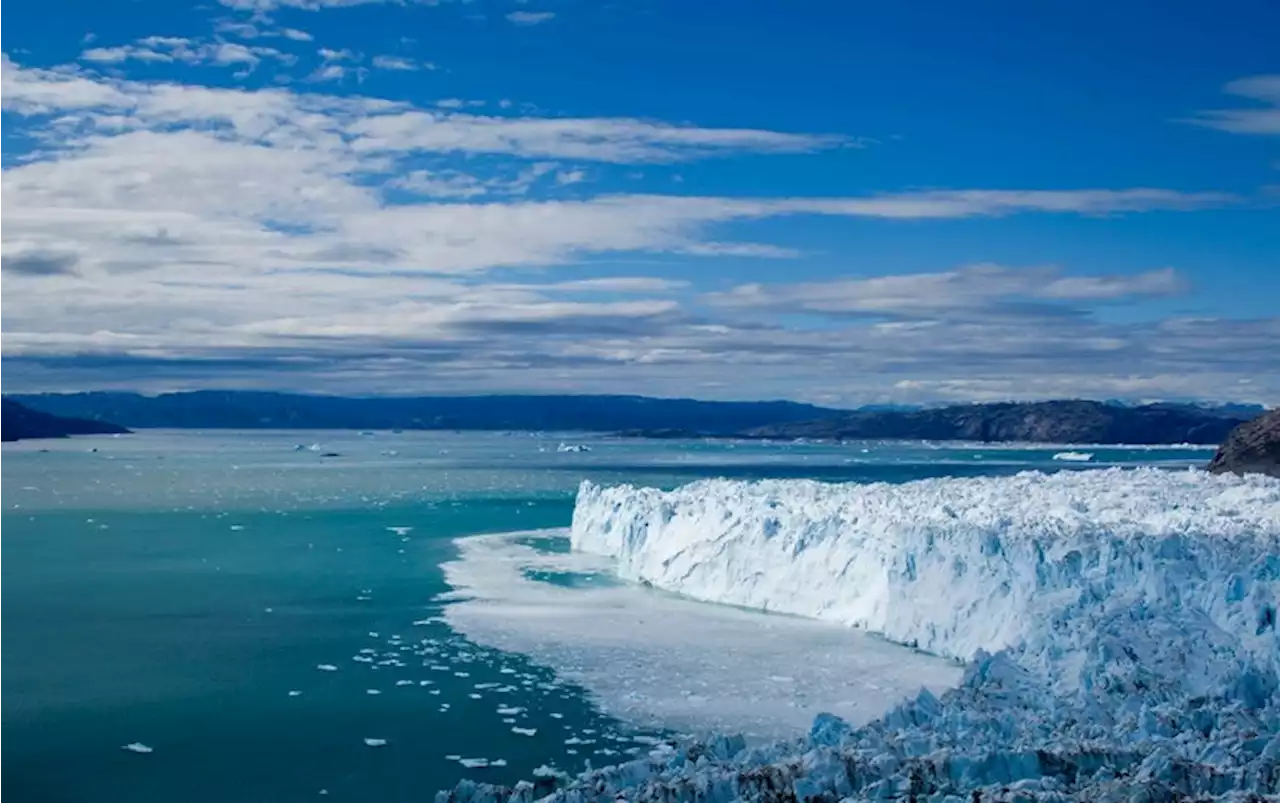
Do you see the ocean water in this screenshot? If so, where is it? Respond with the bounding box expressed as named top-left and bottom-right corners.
top-left (0, 430), bottom-right (1213, 802)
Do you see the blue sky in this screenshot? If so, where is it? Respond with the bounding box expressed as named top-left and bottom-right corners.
top-left (2, 0), bottom-right (1277, 404)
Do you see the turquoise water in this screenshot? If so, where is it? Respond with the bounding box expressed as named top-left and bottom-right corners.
top-left (1, 430), bottom-right (1212, 802)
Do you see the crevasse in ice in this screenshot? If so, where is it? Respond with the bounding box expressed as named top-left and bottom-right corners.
top-left (441, 468), bottom-right (1280, 802)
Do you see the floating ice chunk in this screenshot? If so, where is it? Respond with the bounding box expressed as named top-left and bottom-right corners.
top-left (512, 726), bottom-right (537, 736)
top-left (121, 742), bottom-right (153, 753)
top-left (288, 690), bottom-right (303, 697)
top-left (363, 738), bottom-right (387, 747)
top-left (550, 713), bottom-right (564, 719)
top-left (1052, 451), bottom-right (1094, 462)
top-left (316, 664), bottom-right (338, 672)
top-left (387, 526), bottom-right (413, 536)
top-left (496, 706), bottom-right (525, 715)
top-left (458, 758), bottom-right (490, 768)
top-left (366, 689), bottom-right (381, 695)
top-left (396, 680), bottom-right (414, 687)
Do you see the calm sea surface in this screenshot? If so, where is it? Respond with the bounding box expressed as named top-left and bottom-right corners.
top-left (1, 430), bottom-right (1210, 802)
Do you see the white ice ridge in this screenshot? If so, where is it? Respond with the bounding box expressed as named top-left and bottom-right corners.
top-left (437, 469), bottom-right (1280, 802)
top-left (571, 468), bottom-right (1280, 681)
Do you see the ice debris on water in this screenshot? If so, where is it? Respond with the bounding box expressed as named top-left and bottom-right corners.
top-left (437, 469), bottom-right (1280, 802)
top-left (363, 738), bottom-right (387, 747)
top-left (121, 742), bottom-right (153, 754)
top-left (1051, 450), bottom-right (1094, 462)
top-left (316, 664), bottom-right (338, 672)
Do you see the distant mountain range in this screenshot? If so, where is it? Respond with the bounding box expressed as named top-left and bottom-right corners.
top-left (6, 391), bottom-right (1266, 445)
top-left (742, 400), bottom-right (1254, 445)
top-left (1, 399), bottom-right (131, 442)
top-left (8, 391), bottom-right (836, 435)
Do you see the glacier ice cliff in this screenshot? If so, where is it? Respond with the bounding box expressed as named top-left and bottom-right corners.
top-left (440, 468), bottom-right (1280, 802)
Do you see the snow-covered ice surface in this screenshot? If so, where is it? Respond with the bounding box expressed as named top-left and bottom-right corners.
top-left (440, 468), bottom-right (1280, 802)
top-left (439, 532), bottom-right (962, 740)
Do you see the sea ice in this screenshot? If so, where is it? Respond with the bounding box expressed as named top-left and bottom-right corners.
top-left (121, 742), bottom-right (153, 753)
top-left (316, 664), bottom-right (338, 672)
top-left (440, 533), bottom-right (960, 739)
top-left (362, 738), bottom-right (387, 747)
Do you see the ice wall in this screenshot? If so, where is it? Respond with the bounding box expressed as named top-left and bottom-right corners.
top-left (571, 468), bottom-right (1280, 687)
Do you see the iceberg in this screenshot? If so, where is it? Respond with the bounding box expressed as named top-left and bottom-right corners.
top-left (1051, 450), bottom-right (1094, 461)
top-left (436, 468), bottom-right (1280, 802)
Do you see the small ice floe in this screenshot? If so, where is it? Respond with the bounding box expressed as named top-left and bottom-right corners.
top-left (395, 680), bottom-right (414, 687)
top-left (467, 693), bottom-right (482, 699)
top-left (121, 742), bottom-right (153, 754)
top-left (363, 738), bottom-right (387, 747)
top-left (556, 442), bottom-right (591, 453)
top-left (445, 754), bottom-right (462, 761)
top-left (512, 726), bottom-right (537, 736)
top-left (549, 713), bottom-right (564, 719)
top-left (366, 689), bottom-right (382, 695)
top-left (316, 664), bottom-right (339, 672)
top-left (496, 705), bottom-right (524, 715)
top-left (458, 758), bottom-right (491, 768)
top-left (288, 690), bottom-right (303, 697)
top-left (387, 526), bottom-right (413, 536)
top-left (1052, 451), bottom-right (1095, 462)
top-left (264, 607), bottom-right (274, 613)
top-left (230, 525), bottom-right (245, 531)
top-left (368, 632), bottom-right (380, 638)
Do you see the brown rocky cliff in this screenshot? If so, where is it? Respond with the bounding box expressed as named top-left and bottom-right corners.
top-left (1207, 409), bottom-right (1280, 478)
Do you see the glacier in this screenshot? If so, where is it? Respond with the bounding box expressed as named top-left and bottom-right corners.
top-left (440, 468), bottom-right (1280, 802)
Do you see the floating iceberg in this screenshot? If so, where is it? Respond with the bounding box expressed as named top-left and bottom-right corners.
top-left (437, 469), bottom-right (1280, 802)
top-left (1051, 450), bottom-right (1094, 462)
top-left (557, 442), bottom-right (591, 453)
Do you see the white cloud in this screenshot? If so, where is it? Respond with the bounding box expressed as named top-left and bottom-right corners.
top-left (1183, 74), bottom-right (1280, 135)
top-left (2, 53), bottom-right (1269, 403)
top-left (371, 55), bottom-right (431, 71)
top-left (506, 11), bottom-right (556, 26)
top-left (219, 0), bottom-right (429, 10)
top-left (388, 163), bottom-right (556, 198)
top-left (281, 28), bottom-right (314, 41)
top-left (555, 168), bottom-right (586, 186)
top-left (79, 37), bottom-right (294, 71)
top-left (705, 265), bottom-right (1188, 319)
top-left (346, 112), bottom-right (852, 163)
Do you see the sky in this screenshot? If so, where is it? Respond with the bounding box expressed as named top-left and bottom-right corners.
top-left (1, 0), bottom-right (1277, 405)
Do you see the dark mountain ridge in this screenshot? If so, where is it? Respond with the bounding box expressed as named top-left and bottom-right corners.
top-left (1207, 409), bottom-right (1280, 477)
top-left (744, 399), bottom-right (1252, 445)
top-left (10, 391), bottom-right (838, 434)
top-left (1, 399), bottom-right (131, 442)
